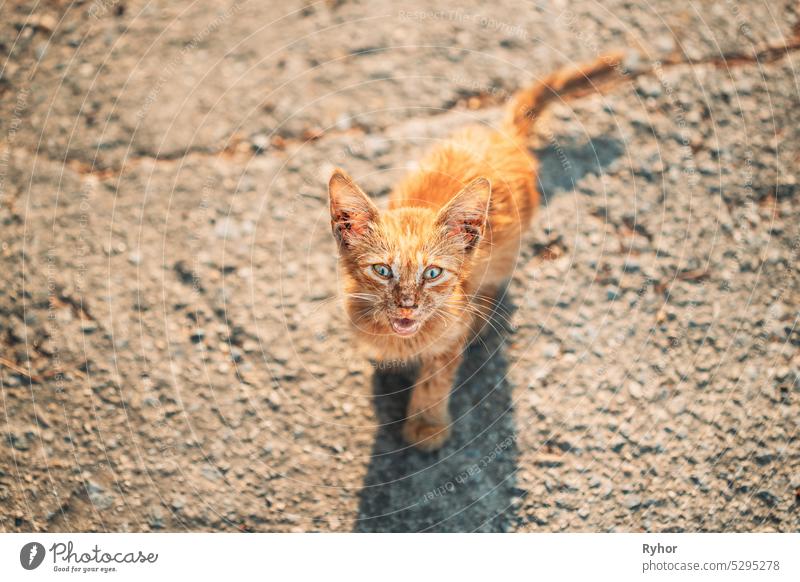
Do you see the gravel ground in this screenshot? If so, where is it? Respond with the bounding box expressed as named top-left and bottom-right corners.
top-left (1, 0), bottom-right (798, 532)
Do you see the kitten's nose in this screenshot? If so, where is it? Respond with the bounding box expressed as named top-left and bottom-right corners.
top-left (398, 295), bottom-right (417, 309)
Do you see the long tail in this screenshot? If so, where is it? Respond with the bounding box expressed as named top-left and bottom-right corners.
top-left (504, 51), bottom-right (626, 138)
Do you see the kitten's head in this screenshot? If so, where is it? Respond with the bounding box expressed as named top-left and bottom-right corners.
top-left (328, 169), bottom-right (490, 337)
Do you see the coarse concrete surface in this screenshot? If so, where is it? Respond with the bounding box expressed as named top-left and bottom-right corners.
top-left (0, 0), bottom-right (798, 532)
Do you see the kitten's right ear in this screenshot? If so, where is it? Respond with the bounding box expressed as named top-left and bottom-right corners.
top-left (328, 169), bottom-right (379, 248)
top-left (435, 177), bottom-right (491, 253)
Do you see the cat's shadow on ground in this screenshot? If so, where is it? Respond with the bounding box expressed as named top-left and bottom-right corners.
top-left (535, 135), bottom-right (624, 204)
top-left (354, 292), bottom-right (522, 532)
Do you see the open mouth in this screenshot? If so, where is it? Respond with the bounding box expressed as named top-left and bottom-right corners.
top-left (390, 317), bottom-right (420, 336)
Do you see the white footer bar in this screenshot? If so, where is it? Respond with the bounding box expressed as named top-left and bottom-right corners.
top-left (1, 533), bottom-right (797, 581)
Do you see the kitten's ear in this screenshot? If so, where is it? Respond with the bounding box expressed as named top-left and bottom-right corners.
top-left (328, 169), bottom-right (379, 247)
top-left (435, 177), bottom-right (491, 252)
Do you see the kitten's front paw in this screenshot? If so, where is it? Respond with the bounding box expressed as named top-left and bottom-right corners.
top-left (402, 416), bottom-right (452, 452)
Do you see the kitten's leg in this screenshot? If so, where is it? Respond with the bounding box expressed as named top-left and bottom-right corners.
top-left (403, 347), bottom-right (463, 451)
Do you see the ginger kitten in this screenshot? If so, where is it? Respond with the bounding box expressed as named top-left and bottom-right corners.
top-left (328, 54), bottom-right (623, 451)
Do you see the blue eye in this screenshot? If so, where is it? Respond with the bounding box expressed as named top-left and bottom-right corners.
top-left (424, 266), bottom-right (443, 280)
top-left (372, 264), bottom-right (392, 278)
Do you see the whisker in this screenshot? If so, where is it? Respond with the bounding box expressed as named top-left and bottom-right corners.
top-left (464, 299), bottom-right (516, 327)
top-left (466, 303), bottom-right (514, 324)
top-left (467, 294), bottom-right (515, 315)
top-left (435, 298), bottom-right (507, 345)
top-left (458, 303), bottom-right (507, 338)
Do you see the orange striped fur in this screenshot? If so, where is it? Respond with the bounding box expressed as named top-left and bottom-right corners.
top-left (328, 53), bottom-right (623, 450)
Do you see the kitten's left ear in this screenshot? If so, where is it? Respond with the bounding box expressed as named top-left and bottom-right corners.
top-left (328, 169), bottom-right (379, 248)
top-left (435, 177), bottom-right (491, 252)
